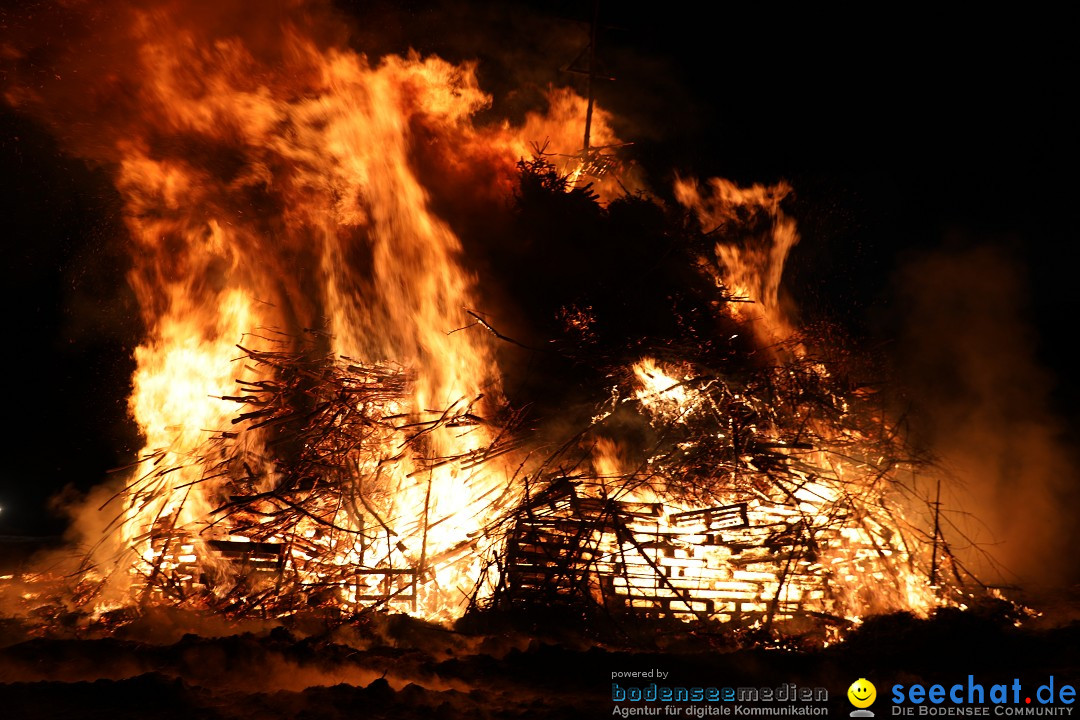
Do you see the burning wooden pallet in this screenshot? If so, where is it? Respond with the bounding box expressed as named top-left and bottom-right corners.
top-left (496, 465), bottom-right (942, 629)
top-left (76, 333), bottom-right (979, 629)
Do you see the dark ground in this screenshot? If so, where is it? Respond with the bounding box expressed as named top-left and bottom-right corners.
top-left (0, 602), bottom-right (1077, 719)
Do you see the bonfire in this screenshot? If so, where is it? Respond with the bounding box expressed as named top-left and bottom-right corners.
top-left (1, 0), bottom-right (993, 642)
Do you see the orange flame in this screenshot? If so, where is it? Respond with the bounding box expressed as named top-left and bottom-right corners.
top-left (0, 2), bottom-right (627, 619)
top-left (674, 177), bottom-right (799, 346)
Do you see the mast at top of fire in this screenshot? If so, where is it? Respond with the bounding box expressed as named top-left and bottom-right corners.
top-left (561, 0), bottom-right (628, 181)
top-left (579, 0), bottom-right (600, 152)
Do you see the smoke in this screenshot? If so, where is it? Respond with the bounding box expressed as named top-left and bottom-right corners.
top-left (891, 244), bottom-right (1078, 587)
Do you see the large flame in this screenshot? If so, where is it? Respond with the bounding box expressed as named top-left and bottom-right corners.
top-left (674, 177), bottom-right (800, 346)
top-left (0, 1), bottom-right (626, 619)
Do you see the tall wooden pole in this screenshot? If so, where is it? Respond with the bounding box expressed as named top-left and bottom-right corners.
top-left (930, 475), bottom-right (941, 587)
top-left (582, 0), bottom-right (600, 152)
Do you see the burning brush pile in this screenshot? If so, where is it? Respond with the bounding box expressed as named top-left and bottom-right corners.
top-left (66, 162), bottom-right (978, 639)
top-left (1, 1), bottom-right (989, 642)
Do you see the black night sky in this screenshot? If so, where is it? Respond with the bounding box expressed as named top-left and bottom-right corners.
top-left (0, 0), bottom-right (1076, 589)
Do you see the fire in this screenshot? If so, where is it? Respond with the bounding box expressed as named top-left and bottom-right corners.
top-left (632, 358), bottom-right (695, 424)
top-left (0, 2), bottom-right (622, 620)
top-left (674, 177), bottom-right (800, 346)
top-left (2, 1), bottom-right (981, 634)
top-left (533, 349), bottom-right (944, 631)
top-left (492, 181), bottom-right (948, 631)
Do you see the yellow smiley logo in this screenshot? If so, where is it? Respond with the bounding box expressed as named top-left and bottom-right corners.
top-left (848, 678), bottom-right (877, 708)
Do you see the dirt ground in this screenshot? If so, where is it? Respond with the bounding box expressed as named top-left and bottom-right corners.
top-left (0, 597), bottom-right (1076, 720)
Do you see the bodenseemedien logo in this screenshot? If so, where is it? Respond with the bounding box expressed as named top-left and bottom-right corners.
top-left (849, 679), bottom-right (878, 717)
top-left (609, 677), bottom-right (830, 716)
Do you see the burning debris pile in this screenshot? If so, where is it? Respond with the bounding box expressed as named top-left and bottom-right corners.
top-left (0, 0), bottom-right (993, 639)
top-left (491, 348), bottom-right (959, 631)
top-left (68, 160), bottom-right (980, 635)
top-left (89, 339), bottom-right (524, 620)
